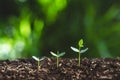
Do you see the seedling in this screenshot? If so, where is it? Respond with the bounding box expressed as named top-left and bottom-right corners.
top-left (32, 56), bottom-right (46, 70)
top-left (71, 39), bottom-right (88, 66)
top-left (50, 51), bottom-right (65, 67)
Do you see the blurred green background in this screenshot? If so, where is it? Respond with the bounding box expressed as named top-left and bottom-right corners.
top-left (0, 0), bottom-right (120, 60)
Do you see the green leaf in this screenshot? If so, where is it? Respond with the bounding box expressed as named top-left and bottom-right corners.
top-left (70, 46), bottom-right (79, 52)
top-left (32, 56), bottom-right (40, 61)
top-left (40, 56), bottom-right (46, 61)
top-left (58, 52), bottom-right (65, 57)
top-left (80, 48), bottom-right (88, 54)
top-left (50, 51), bottom-right (58, 57)
top-left (78, 39), bottom-right (84, 47)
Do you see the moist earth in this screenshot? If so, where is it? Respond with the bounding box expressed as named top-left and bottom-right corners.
top-left (0, 58), bottom-right (120, 80)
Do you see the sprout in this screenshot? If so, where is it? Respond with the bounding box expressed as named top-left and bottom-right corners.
top-left (50, 51), bottom-right (65, 67)
top-left (71, 39), bottom-right (88, 66)
top-left (32, 56), bottom-right (46, 70)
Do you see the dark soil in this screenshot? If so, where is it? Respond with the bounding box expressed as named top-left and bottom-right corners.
top-left (0, 57), bottom-right (120, 80)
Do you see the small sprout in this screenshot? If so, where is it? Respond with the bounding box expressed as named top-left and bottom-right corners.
top-left (50, 51), bottom-right (65, 67)
top-left (32, 56), bottom-right (46, 70)
top-left (71, 39), bottom-right (88, 66)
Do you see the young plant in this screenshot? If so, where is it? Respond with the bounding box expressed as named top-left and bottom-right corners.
top-left (50, 51), bottom-right (65, 67)
top-left (32, 56), bottom-right (46, 70)
top-left (71, 39), bottom-right (88, 66)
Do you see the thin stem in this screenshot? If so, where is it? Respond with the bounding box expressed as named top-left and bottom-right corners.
top-left (57, 51), bottom-right (59, 67)
top-left (57, 57), bottom-right (58, 67)
top-left (38, 60), bottom-right (40, 70)
top-left (78, 47), bottom-right (81, 66)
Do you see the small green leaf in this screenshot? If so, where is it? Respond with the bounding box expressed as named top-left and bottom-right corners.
top-left (32, 56), bottom-right (40, 61)
top-left (58, 52), bottom-right (65, 57)
top-left (40, 56), bottom-right (46, 61)
top-left (50, 51), bottom-right (58, 57)
top-left (78, 39), bottom-right (84, 47)
top-left (70, 46), bottom-right (79, 52)
top-left (80, 48), bottom-right (88, 54)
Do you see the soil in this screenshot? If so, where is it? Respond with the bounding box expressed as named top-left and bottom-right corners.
top-left (0, 57), bottom-right (120, 80)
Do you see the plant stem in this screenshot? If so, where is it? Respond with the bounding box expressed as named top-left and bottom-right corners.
top-left (38, 60), bottom-right (40, 70)
top-left (57, 57), bottom-right (58, 67)
top-left (57, 51), bottom-right (59, 67)
top-left (78, 47), bottom-right (81, 66)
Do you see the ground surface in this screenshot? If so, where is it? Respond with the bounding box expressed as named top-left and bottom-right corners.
top-left (0, 57), bottom-right (120, 80)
